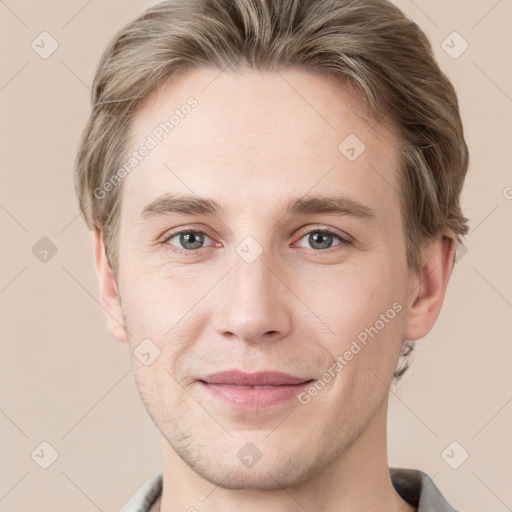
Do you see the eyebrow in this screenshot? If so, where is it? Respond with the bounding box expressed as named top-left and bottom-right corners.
top-left (140, 193), bottom-right (376, 221)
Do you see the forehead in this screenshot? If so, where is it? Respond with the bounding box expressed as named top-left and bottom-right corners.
top-left (122, 67), bottom-right (402, 220)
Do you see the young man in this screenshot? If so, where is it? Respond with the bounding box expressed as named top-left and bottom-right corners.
top-left (74, 0), bottom-right (469, 510)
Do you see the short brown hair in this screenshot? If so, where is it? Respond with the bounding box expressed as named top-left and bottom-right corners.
top-left (74, 0), bottom-right (470, 381)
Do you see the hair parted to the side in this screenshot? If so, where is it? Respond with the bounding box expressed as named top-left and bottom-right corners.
top-left (74, 0), bottom-right (469, 382)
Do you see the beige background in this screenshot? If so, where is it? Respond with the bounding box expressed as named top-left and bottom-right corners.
top-left (1, 0), bottom-right (511, 510)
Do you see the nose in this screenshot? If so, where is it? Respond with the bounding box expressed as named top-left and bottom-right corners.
top-left (213, 247), bottom-right (293, 345)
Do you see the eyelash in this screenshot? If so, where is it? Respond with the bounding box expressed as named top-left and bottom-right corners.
top-left (159, 226), bottom-right (352, 256)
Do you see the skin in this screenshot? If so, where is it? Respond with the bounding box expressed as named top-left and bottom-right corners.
top-left (92, 67), bottom-right (455, 512)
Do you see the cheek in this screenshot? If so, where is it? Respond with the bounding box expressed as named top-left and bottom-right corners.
top-left (120, 259), bottom-right (198, 333)
top-left (120, 267), bottom-right (213, 384)
top-left (304, 266), bottom-right (406, 391)
top-left (305, 264), bottom-right (401, 333)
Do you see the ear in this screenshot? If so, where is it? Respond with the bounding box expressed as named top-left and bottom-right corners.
top-left (403, 232), bottom-right (457, 341)
top-left (92, 227), bottom-right (128, 343)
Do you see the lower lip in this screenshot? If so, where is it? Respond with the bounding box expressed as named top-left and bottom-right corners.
top-left (198, 381), bottom-right (314, 409)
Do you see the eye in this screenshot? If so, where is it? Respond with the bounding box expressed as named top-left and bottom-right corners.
top-left (294, 228), bottom-right (351, 251)
top-left (160, 226), bottom-right (351, 256)
top-left (163, 229), bottom-right (214, 252)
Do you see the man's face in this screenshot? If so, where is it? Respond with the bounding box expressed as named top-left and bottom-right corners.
top-left (115, 67), bottom-right (415, 489)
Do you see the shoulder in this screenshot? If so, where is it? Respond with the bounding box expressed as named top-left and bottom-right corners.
top-left (120, 472), bottom-right (163, 512)
top-left (390, 467), bottom-right (461, 512)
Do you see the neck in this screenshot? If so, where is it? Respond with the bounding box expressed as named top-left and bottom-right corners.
top-left (158, 398), bottom-right (414, 512)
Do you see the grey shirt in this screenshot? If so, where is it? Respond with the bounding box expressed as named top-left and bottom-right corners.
top-left (122, 468), bottom-right (460, 511)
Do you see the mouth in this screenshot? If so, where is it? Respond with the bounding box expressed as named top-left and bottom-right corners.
top-left (197, 370), bottom-right (315, 409)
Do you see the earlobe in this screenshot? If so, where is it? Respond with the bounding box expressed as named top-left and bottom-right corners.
top-left (403, 233), bottom-right (456, 342)
top-left (92, 228), bottom-right (128, 343)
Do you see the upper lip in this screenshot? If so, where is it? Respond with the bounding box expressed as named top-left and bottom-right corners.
top-left (200, 370), bottom-right (313, 386)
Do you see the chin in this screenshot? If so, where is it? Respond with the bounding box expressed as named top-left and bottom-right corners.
top-left (171, 434), bottom-right (327, 491)
top-left (193, 462), bottom-right (313, 491)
